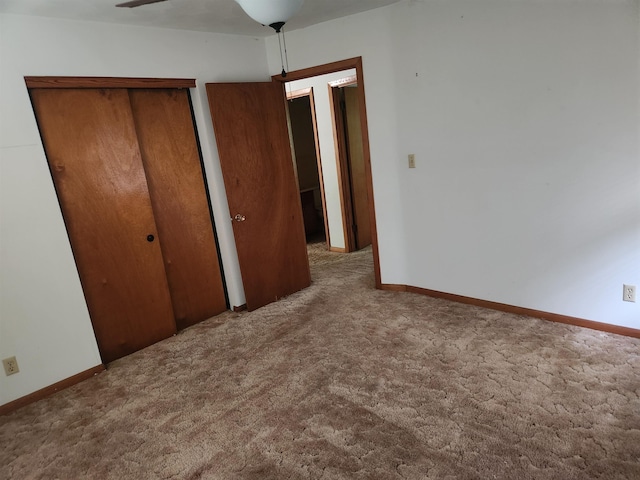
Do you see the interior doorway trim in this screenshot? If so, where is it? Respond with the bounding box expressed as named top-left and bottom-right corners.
top-left (272, 57), bottom-right (382, 289)
top-left (24, 77), bottom-right (195, 89)
top-left (287, 87), bottom-right (332, 249)
top-left (327, 75), bottom-right (360, 252)
top-left (328, 75), bottom-right (357, 88)
top-left (287, 87), bottom-right (312, 100)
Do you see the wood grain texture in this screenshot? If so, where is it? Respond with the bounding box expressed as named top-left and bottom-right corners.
top-left (287, 87), bottom-right (312, 100)
top-left (344, 86), bottom-right (371, 249)
top-left (30, 88), bottom-right (177, 363)
top-left (306, 89), bottom-right (331, 249)
top-left (129, 89), bottom-right (227, 329)
top-left (271, 58), bottom-right (362, 83)
top-left (351, 60), bottom-right (381, 289)
top-left (328, 76), bottom-right (358, 88)
top-left (0, 365), bottom-right (105, 417)
top-left (25, 77), bottom-right (195, 89)
top-left (206, 82), bottom-right (311, 311)
top-left (330, 86), bottom-right (356, 251)
top-left (380, 283), bottom-right (640, 339)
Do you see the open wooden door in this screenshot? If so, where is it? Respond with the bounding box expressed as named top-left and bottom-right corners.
top-left (206, 82), bottom-right (310, 311)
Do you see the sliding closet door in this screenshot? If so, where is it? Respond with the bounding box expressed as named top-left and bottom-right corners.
top-left (30, 88), bottom-right (177, 363)
top-left (129, 89), bottom-right (227, 329)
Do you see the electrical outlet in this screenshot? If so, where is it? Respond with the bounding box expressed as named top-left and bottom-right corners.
top-left (623, 285), bottom-right (636, 302)
top-left (408, 154), bottom-right (416, 169)
top-left (2, 356), bottom-right (19, 376)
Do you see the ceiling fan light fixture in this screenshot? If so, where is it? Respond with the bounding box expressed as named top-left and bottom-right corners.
top-left (235, 0), bottom-right (304, 31)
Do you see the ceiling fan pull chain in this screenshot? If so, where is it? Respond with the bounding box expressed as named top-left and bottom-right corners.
top-left (282, 27), bottom-right (290, 75)
top-left (278, 30), bottom-right (287, 77)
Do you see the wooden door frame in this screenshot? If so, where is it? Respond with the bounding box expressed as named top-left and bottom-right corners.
top-left (272, 57), bottom-right (382, 289)
top-left (328, 76), bottom-right (359, 253)
top-left (286, 87), bottom-right (332, 250)
top-left (24, 77), bottom-right (195, 89)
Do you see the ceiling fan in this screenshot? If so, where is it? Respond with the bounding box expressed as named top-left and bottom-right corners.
top-left (116, 0), bottom-right (304, 31)
top-left (116, 0), bottom-right (168, 7)
top-left (116, 0), bottom-right (167, 7)
top-left (116, 0), bottom-right (305, 75)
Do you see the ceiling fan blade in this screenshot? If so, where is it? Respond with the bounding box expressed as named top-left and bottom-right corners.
top-left (116, 0), bottom-right (168, 8)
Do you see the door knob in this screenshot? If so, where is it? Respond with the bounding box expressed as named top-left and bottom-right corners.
top-left (233, 214), bottom-right (246, 222)
top-left (147, 234), bottom-right (155, 242)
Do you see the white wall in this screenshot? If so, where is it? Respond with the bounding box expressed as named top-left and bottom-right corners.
top-left (268, 0), bottom-right (640, 328)
top-left (288, 69), bottom-right (356, 250)
top-left (0, 13), bottom-right (268, 406)
top-left (2, 0), bottom-right (638, 407)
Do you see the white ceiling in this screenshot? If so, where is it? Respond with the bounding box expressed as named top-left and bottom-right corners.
top-left (0, 0), bottom-right (403, 37)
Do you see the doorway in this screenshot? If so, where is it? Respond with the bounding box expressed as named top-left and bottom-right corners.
top-left (205, 57), bottom-right (381, 311)
top-left (287, 88), bottom-right (328, 246)
top-left (329, 81), bottom-right (371, 252)
top-left (274, 57), bottom-right (381, 288)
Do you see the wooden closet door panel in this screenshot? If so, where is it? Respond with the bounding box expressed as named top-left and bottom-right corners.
top-left (128, 89), bottom-right (227, 329)
top-left (30, 88), bottom-right (176, 363)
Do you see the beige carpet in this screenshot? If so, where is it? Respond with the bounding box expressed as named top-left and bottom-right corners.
top-left (1, 242), bottom-right (640, 479)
